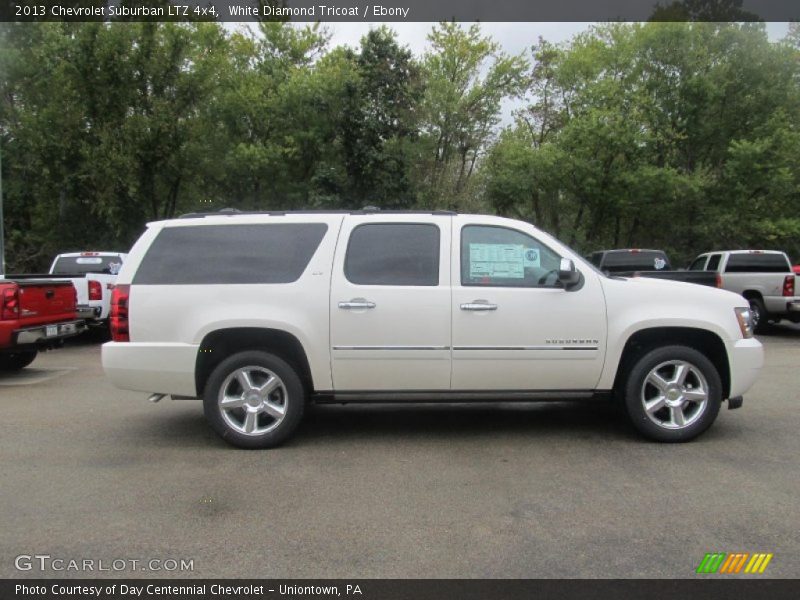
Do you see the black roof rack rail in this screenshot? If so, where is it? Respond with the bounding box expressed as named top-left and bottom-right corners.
top-left (177, 208), bottom-right (458, 219)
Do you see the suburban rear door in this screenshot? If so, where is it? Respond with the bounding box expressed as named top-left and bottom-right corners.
top-left (329, 214), bottom-right (452, 391)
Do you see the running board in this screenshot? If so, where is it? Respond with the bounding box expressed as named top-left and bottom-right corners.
top-left (313, 390), bottom-right (608, 404)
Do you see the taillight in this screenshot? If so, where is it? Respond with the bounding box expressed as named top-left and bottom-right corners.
top-left (110, 284), bottom-right (130, 342)
top-left (1, 287), bottom-right (20, 321)
top-left (783, 275), bottom-right (795, 297)
top-left (716, 274), bottom-right (722, 288)
top-left (88, 279), bottom-right (102, 301)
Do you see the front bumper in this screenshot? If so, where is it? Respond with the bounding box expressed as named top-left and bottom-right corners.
top-left (727, 337), bottom-right (764, 399)
top-left (13, 320), bottom-right (87, 346)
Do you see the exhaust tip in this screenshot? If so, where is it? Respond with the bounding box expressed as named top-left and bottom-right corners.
top-left (728, 396), bottom-right (743, 410)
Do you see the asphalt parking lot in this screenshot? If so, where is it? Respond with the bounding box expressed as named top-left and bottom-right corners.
top-left (1, 326), bottom-right (799, 579)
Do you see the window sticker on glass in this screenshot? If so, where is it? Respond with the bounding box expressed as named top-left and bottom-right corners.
top-left (469, 244), bottom-right (525, 279)
top-left (108, 262), bottom-right (122, 275)
top-left (523, 248), bottom-right (541, 268)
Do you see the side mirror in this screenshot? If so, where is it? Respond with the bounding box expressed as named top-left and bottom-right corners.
top-left (558, 258), bottom-right (581, 289)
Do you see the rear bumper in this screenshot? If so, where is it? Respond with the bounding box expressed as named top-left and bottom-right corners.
top-left (764, 296), bottom-right (800, 316)
top-left (727, 338), bottom-right (764, 399)
top-left (102, 341), bottom-right (199, 397)
top-left (76, 304), bottom-right (101, 320)
top-left (13, 320), bottom-right (86, 346)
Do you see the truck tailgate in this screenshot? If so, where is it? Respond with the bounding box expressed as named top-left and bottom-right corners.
top-left (16, 280), bottom-right (77, 327)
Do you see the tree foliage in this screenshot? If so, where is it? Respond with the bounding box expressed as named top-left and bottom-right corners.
top-left (483, 22), bottom-right (800, 262)
top-left (1, 21), bottom-right (798, 271)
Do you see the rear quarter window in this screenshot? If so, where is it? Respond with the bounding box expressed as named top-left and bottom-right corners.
top-left (724, 253), bottom-right (790, 273)
top-left (133, 223), bottom-right (328, 285)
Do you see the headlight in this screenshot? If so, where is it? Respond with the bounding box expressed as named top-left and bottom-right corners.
top-left (735, 307), bottom-right (754, 338)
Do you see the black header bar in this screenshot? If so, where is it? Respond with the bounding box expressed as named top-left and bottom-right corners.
top-left (3, 0), bottom-right (800, 23)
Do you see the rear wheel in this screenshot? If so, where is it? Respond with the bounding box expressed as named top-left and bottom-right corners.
top-left (203, 351), bottom-right (305, 449)
top-left (0, 350), bottom-right (38, 372)
top-left (623, 345), bottom-right (721, 442)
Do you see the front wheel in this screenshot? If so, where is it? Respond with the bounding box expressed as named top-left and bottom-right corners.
top-left (203, 351), bottom-right (306, 449)
top-left (0, 350), bottom-right (38, 372)
top-left (748, 297), bottom-right (768, 334)
top-left (622, 345), bottom-right (722, 442)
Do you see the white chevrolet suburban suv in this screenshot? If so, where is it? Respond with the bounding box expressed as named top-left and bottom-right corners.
top-left (102, 210), bottom-right (763, 448)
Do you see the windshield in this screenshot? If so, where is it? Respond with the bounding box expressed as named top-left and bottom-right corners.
top-left (52, 256), bottom-right (123, 275)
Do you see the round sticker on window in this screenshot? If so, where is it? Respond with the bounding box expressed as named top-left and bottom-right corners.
top-left (523, 248), bottom-right (541, 268)
top-left (654, 257), bottom-right (667, 270)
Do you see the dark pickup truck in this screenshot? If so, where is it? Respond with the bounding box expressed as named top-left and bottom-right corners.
top-left (588, 249), bottom-right (719, 287)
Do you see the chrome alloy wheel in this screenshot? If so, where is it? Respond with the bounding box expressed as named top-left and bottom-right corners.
top-left (217, 366), bottom-right (288, 436)
top-left (640, 360), bottom-right (709, 430)
top-left (749, 300), bottom-right (762, 329)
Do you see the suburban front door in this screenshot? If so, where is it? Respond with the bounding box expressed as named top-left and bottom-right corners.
top-left (329, 215), bottom-right (452, 391)
top-left (450, 216), bottom-right (607, 391)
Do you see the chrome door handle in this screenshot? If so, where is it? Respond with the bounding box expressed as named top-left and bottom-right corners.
top-left (460, 302), bottom-right (497, 311)
top-left (338, 300), bottom-right (376, 310)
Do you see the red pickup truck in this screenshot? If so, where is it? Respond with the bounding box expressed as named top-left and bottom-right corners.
top-left (0, 278), bottom-right (87, 371)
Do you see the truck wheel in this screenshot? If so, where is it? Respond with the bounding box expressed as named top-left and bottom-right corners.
top-left (203, 351), bottom-right (305, 449)
top-left (623, 345), bottom-right (721, 442)
top-left (747, 297), bottom-right (768, 333)
top-left (0, 350), bottom-right (38, 371)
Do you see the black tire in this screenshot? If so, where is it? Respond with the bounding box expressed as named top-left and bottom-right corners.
top-left (0, 350), bottom-right (38, 372)
top-left (623, 345), bottom-right (722, 443)
top-left (203, 350), bottom-right (305, 449)
top-left (748, 296), bottom-right (768, 334)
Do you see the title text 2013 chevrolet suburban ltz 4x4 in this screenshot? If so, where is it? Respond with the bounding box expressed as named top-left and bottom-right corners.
top-left (102, 211), bottom-right (764, 448)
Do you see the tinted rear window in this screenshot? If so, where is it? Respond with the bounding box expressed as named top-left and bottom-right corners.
top-left (345, 223), bottom-right (440, 286)
top-left (52, 256), bottom-right (124, 275)
top-left (133, 223), bottom-right (328, 285)
top-left (725, 253), bottom-right (789, 273)
top-left (599, 251), bottom-right (670, 272)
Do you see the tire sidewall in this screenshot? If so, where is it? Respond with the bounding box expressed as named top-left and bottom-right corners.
top-left (748, 297), bottom-right (768, 333)
top-left (203, 350), bottom-right (305, 449)
top-left (624, 345), bottom-right (722, 443)
top-left (0, 350), bottom-right (38, 371)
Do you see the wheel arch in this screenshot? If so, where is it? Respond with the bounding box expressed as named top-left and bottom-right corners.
top-left (741, 289), bottom-right (764, 302)
top-left (195, 327), bottom-right (314, 397)
top-left (612, 327), bottom-right (730, 399)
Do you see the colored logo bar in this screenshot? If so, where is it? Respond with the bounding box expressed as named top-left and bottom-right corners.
top-left (696, 553), bottom-right (773, 574)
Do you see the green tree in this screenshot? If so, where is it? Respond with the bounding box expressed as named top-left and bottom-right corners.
top-left (415, 22), bottom-right (527, 209)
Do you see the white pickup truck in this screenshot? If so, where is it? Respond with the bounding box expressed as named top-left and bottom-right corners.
top-left (102, 210), bottom-right (763, 448)
top-left (48, 252), bottom-right (127, 329)
top-left (688, 250), bottom-right (800, 332)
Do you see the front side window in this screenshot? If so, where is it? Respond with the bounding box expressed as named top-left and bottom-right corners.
top-left (461, 225), bottom-right (562, 288)
top-left (688, 256), bottom-right (707, 271)
top-left (344, 223), bottom-right (440, 286)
